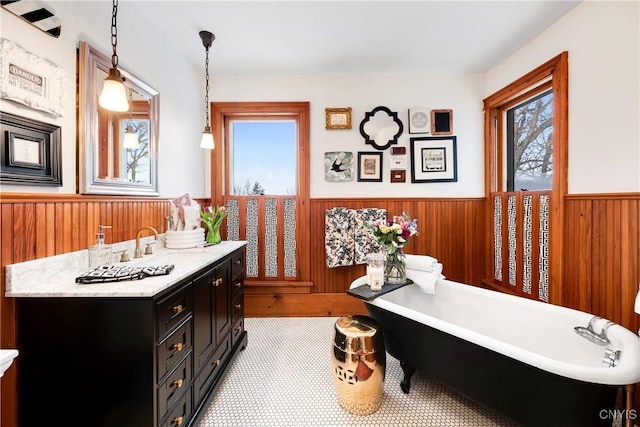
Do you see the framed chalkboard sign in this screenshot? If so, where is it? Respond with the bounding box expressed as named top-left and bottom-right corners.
top-left (431, 109), bottom-right (453, 135)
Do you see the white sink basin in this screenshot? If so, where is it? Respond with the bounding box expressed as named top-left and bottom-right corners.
top-left (0, 349), bottom-right (18, 377)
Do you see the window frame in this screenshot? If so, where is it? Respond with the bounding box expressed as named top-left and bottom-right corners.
top-left (483, 52), bottom-right (568, 305)
top-left (209, 101), bottom-right (311, 285)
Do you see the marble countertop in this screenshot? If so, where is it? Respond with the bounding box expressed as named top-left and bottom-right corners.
top-left (5, 241), bottom-right (246, 298)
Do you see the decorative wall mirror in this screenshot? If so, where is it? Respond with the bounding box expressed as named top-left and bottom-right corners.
top-left (78, 41), bottom-right (160, 196)
top-left (359, 106), bottom-right (404, 150)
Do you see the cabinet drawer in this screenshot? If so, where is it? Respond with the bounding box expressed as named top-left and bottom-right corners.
top-left (157, 355), bottom-right (192, 423)
top-left (161, 390), bottom-right (192, 427)
top-left (158, 318), bottom-right (192, 382)
top-left (231, 277), bottom-right (244, 302)
top-left (156, 284), bottom-right (192, 339)
top-left (231, 295), bottom-right (244, 323)
top-left (231, 317), bottom-right (244, 347)
top-left (194, 333), bottom-right (231, 402)
top-left (230, 250), bottom-right (244, 279)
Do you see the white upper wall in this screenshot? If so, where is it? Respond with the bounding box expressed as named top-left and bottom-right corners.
top-left (2, 1), bottom-right (637, 198)
top-left (213, 73), bottom-right (485, 198)
top-left (484, 0), bottom-right (640, 194)
top-left (0, 2), bottom-right (206, 197)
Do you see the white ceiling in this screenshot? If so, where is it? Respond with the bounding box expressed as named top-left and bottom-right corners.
top-left (127, 0), bottom-right (580, 75)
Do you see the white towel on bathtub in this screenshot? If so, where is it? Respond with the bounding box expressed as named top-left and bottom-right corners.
top-left (404, 254), bottom-right (439, 272)
top-left (407, 263), bottom-right (444, 294)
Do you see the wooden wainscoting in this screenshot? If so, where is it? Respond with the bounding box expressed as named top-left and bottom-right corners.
top-left (0, 193), bottom-right (178, 427)
top-left (309, 198), bottom-right (487, 292)
top-left (245, 197), bottom-right (487, 316)
top-left (563, 193), bottom-right (640, 333)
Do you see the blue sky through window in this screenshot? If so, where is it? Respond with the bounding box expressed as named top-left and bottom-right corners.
top-left (231, 121), bottom-right (297, 195)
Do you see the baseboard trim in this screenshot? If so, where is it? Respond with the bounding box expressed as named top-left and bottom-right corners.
top-left (245, 292), bottom-right (368, 317)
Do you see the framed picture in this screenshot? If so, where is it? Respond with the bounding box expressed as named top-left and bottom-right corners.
top-left (431, 109), bottom-right (453, 135)
top-left (408, 107), bottom-right (431, 134)
top-left (389, 156), bottom-right (406, 170)
top-left (410, 136), bottom-right (457, 183)
top-left (1, 111), bottom-right (62, 186)
top-left (1, 3), bottom-right (61, 38)
top-left (357, 151), bottom-right (383, 182)
top-left (390, 170), bottom-right (406, 183)
top-left (324, 151), bottom-right (353, 181)
top-left (325, 107), bottom-right (352, 129)
top-left (0, 38), bottom-right (67, 117)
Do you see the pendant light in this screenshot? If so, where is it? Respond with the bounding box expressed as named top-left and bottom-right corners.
top-left (99, 0), bottom-right (129, 112)
top-left (123, 88), bottom-right (139, 149)
top-left (199, 30), bottom-right (215, 149)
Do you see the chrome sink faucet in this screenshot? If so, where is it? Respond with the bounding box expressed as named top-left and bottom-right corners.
top-left (134, 226), bottom-right (159, 258)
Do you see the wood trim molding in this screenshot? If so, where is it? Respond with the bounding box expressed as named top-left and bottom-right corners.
top-left (565, 192), bottom-right (640, 200)
top-left (0, 193), bottom-right (211, 203)
top-left (245, 293), bottom-right (368, 317)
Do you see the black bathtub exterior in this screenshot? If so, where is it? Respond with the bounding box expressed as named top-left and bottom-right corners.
top-left (366, 303), bottom-right (620, 427)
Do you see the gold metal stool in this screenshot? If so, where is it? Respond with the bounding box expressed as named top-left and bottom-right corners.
top-left (331, 315), bottom-right (386, 415)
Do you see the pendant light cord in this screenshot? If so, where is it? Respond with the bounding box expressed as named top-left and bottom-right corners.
top-left (110, 0), bottom-right (119, 69)
top-left (204, 45), bottom-right (210, 128)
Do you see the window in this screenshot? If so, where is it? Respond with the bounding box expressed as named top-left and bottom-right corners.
top-left (483, 52), bottom-right (568, 304)
top-left (506, 89), bottom-right (553, 191)
top-left (229, 120), bottom-right (297, 195)
top-left (119, 118), bottom-right (150, 183)
top-left (211, 101), bottom-right (311, 285)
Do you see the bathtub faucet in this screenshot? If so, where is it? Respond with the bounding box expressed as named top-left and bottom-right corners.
top-left (574, 316), bottom-right (614, 346)
top-left (602, 348), bottom-right (621, 367)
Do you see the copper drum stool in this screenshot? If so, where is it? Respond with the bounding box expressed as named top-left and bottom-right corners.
top-left (332, 315), bottom-right (386, 415)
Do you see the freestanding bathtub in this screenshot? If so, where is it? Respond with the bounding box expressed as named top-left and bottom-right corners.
top-left (349, 277), bottom-right (640, 427)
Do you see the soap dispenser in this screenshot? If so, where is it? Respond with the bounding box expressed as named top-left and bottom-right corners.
top-left (88, 225), bottom-right (113, 269)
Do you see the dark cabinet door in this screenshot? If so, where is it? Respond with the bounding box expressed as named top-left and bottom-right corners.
top-left (215, 260), bottom-right (231, 344)
top-left (193, 264), bottom-right (219, 373)
top-left (193, 258), bottom-right (232, 375)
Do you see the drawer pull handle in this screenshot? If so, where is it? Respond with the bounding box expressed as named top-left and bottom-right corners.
top-left (212, 359), bottom-right (220, 366)
top-left (170, 342), bottom-right (184, 352)
top-left (172, 304), bottom-right (184, 314)
top-left (235, 304), bottom-right (242, 310)
top-left (235, 260), bottom-right (241, 265)
top-left (172, 416), bottom-right (184, 426)
top-left (212, 278), bottom-right (223, 287)
top-left (235, 326), bottom-right (242, 332)
top-left (234, 282), bottom-right (242, 288)
top-left (171, 378), bottom-right (184, 388)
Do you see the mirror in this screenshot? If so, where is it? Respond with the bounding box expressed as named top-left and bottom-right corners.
top-left (78, 41), bottom-right (160, 196)
top-left (359, 106), bottom-right (404, 150)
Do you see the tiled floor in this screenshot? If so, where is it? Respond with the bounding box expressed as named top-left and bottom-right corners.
top-left (199, 317), bottom-right (515, 427)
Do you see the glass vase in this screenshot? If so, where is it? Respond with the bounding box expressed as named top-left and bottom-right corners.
top-left (206, 226), bottom-right (221, 244)
top-left (384, 248), bottom-right (407, 285)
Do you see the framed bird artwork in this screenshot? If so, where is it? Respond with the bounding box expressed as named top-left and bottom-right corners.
top-left (324, 151), bottom-right (353, 181)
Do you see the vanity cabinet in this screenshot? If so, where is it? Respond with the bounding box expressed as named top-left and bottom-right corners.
top-left (16, 247), bottom-right (247, 427)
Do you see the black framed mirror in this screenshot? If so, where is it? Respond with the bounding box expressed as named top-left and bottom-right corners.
top-left (359, 106), bottom-right (404, 150)
top-left (78, 41), bottom-right (160, 196)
